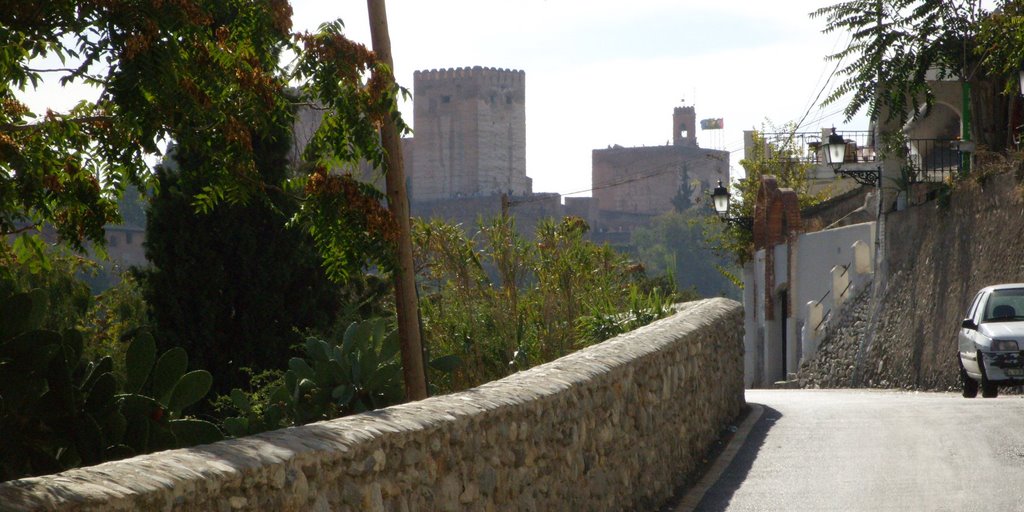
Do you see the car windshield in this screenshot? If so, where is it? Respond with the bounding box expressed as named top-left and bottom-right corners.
top-left (983, 288), bottom-right (1024, 322)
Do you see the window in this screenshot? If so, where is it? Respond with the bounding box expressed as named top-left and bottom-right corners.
top-left (441, 95), bottom-right (450, 104)
top-left (966, 292), bottom-right (984, 321)
top-left (983, 288), bottom-right (1024, 321)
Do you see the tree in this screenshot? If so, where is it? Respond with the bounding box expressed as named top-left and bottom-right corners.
top-left (1, 1), bottom-right (401, 274)
top-left (813, 1), bottom-right (1012, 151)
top-left (141, 120), bottom-right (346, 395)
top-left (414, 215), bottom-right (675, 391)
top-left (2, 1), bottom-right (427, 394)
top-left (632, 209), bottom-right (739, 300)
top-left (708, 125), bottom-right (827, 265)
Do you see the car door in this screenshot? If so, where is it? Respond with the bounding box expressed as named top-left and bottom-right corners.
top-left (959, 291), bottom-right (986, 376)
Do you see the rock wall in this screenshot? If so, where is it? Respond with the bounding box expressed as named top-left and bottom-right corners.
top-left (0, 298), bottom-right (744, 512)
top-left (798, 286), bottom-right (872, 388)
top-left (799, 162), bottom-right (1024, 390)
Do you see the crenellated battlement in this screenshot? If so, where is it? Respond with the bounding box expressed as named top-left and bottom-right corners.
top-left (414, 66), bottom-right (525, 86)
top-left (674, 106), bottom-right (696, 114)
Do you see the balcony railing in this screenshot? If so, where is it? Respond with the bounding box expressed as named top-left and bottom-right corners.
top-left (905, 138), bottom-right (961, 183)
top-left (757, 131), bottom-right (877, 164)
top-left (756, 132), bottom-right (961, 183)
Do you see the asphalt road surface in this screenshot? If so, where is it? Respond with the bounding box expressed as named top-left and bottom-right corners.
top-left (688, 389), bottom-right (1024, 512)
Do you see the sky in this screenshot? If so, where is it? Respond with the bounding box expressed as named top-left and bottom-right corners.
top-left (20, 1), bottom-right (875, 197)
top-left (290, 0), bottom-right (872, 196)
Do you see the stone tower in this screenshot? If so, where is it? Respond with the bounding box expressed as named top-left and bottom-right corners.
top-left (411, 67), bottom-right (530, 201)
top-left (673, 106), bottom-right (697, 147)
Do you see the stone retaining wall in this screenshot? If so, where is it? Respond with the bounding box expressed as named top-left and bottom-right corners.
top-left (0, 298), bottom-right (744, 511)
top-left (797, 162), bottom-right (1024, 391)
top-left (798, 286), bottom-right (872, 388)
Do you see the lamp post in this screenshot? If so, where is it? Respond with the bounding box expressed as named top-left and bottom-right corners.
top-left (710, 179), bottom-right (753, 230)
top-left (824, 127), bottom-right (880, 187)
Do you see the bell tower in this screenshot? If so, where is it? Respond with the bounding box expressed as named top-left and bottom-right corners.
top-left (673, 106), bottom-right (697, 147)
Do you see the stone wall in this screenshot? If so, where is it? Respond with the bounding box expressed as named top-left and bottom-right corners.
top-left (0, 299), bottom-right (744, 511)
top-left (591, 143), bottom-right (729, 217)
top-left (798, 162), bottom-right (1024, 390)
top-left (798, 285), bottom-right (872, 388)
top-left (800, 184), bottom-right (873, 232)
top-left (412, 67), bottom-right (529, 201)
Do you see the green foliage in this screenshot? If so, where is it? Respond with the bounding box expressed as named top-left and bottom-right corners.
top-left (0, 291), bottom-right (220, 481)
top-left (0, 249), bottom-right (149, 381)
top-left (78, 272), bottom-right (149, 375)
top-left (414, 215), bottom-right (676, 392)
top-left (576, 286), bottom-right (675, 345)
top-left (1, 2), bottom-right (404, 280)
top-left (219, 318), bottom-right (407, 437)
top-left (631, 209), bottom-right (740, 299)
top-left (812, 0), bottom-right (1009, 150)
top-left (706, 125), bottom-right (828, 265)
top-left (977, 3), bottom-right (1024, 93)
top-left (140, 119), bottom-right (350, 396)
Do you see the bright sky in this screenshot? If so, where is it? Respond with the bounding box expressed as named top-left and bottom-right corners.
top-left (293, 0), bottom-right (872, 196)
top-left (21, 1), bottom-right (877, 196)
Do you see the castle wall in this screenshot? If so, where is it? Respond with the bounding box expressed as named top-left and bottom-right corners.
top-left (591, 144), bottom-right (729, 217)
top-left (411, 193), bottom-right (561, 238)
top-left (412, 67), bottom-right (529, 202)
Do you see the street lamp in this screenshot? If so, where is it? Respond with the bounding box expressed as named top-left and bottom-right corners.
top-left (824, 127), bottom-right (847, 167)
top-left (710, 179), bottom-right (752, 230)
top-left (824, 127), bottom-right (880, 187)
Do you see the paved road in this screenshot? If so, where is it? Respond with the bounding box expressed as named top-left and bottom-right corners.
top-left (690, 389), bottom-right (1024, 512)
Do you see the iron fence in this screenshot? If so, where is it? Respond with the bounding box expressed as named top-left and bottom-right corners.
top-left (757, 131), bottom-right (877, 164)
top-left (755, 132), bottom-right (961, 182)
top-left (905, 138), bottom-right (961, 183)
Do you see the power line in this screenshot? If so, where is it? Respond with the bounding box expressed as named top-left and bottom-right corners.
top-left (512, 153), bottom-right (725, 206)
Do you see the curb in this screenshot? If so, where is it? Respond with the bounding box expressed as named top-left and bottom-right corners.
top-left (673, 404), bottom-right (764, 511)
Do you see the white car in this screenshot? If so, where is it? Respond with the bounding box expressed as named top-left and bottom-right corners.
top-left (958, 284), bottom-right (1024, 398)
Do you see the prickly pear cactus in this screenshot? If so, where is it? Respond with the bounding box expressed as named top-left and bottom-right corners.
top-left (0, 290), bottom-right (222, 481)
top-left (221, 317), bottom-right (408, 435)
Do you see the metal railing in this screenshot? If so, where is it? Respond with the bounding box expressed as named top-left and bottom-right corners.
top-left (838, 264), bottom-right (853, 302)
top-left (757, 131), bottom-right (877, 164)
top-left (814, 288), bottom-right (831, 332)
top-left (905, 138), bottom-right (961, 183)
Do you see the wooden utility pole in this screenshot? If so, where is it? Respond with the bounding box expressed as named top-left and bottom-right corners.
top-left (366, 0), bottom-right (427, 401)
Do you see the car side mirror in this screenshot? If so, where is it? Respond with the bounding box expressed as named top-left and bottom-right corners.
top-left (962, 318), bottom-right (977, 330)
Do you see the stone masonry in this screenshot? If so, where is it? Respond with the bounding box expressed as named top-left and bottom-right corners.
top-left (0, 298), bottom-right (744, 511)
top-left (798, 285), bottom-right (872, 388)
top-left (412, 67), bottom-right (530, 202)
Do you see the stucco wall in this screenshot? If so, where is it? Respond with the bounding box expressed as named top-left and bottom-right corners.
top-left (0, 298), bottom-right (744, 511)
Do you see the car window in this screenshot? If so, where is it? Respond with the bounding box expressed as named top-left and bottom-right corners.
top-left (966, 292), bottom-right (984, 321)
top-left (982, 288), bottom-right (1024, 322)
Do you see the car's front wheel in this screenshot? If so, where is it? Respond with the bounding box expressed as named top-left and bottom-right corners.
top-left (982, 378), bottom-right (999, 398)
top-left (960, 357), bottom-right (978, 398)
top-left (979, 356), bottom-right (999, 398)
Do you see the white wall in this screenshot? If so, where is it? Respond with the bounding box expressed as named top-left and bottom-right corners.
top-left (793, 221), bottom-right (875, 359)
top-left (743, 221), bottom-right (876, 388)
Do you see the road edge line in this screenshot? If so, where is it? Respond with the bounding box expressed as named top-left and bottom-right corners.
top-left (674, 403), bottom-right (764, 512)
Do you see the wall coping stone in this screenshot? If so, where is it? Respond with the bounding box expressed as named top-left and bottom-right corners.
top-left (0, 297), bottom-right (743, 511)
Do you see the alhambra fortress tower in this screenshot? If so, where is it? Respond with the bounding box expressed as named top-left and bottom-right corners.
top-left (289, 66), bottom-right (727, 244)
top-left (411, 67), bottom-right (531, 201)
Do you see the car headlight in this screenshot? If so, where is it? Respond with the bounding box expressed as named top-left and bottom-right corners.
top-left (992, 340), bottom-right (1020, 352)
